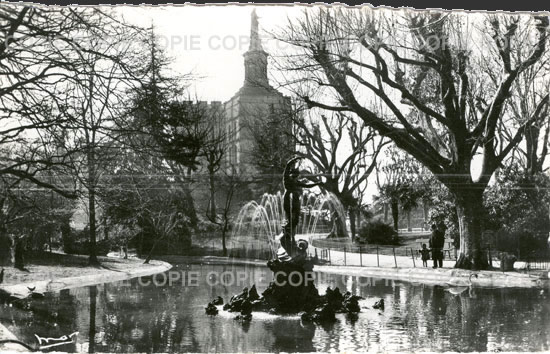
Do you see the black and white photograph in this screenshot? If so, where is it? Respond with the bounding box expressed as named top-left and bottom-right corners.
top-left (0, 1), bottom-right (549, 352)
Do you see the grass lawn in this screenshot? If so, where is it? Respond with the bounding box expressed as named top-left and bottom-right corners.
top-left (1, 251), bottom-right (149, 287)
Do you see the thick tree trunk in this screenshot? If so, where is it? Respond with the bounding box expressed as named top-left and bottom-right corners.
top-left (525, 123), bottom-right (541, 175)
top-left (136, 232), bottom-right (143, 258)
top-left (14, 236), bottom-right (25, 270)
top-left (88, 187), bottom-right (100, 266)
top-left (349, 209), bottom-right (356, 242)
top-left (222, 224), bottom-right (228, 257)
top-left (337, 214), bottom-right (348, 238)
top-left (391, 200), bottom-right (399, 231)
top-left (103, 217), bottom-right (108, 240)
top-left (383, 203), bottom-right (388, 223)
top-left (87, 148), bottom-right (100, 267)
top-left (453, 189), bottom-right (489, 270)
top-left (182, 185), bottom-right (198, 225)
top-left (406, 210), bottom-right (412, 232)
top-left (0, 229), bottom-right (13, 267)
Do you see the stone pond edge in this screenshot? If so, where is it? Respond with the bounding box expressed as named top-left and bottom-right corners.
top-left (0, 259), bottom-right (173, 299)
top-left (158, 255), bottom-right (548, 288)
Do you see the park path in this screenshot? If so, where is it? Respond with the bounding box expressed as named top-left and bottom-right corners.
top-left (306, 241), bottom-right (456, 268)
top-left (296, 234), bottom-right (528, 270)
top-left (291, 235), bottom-right (549, 288)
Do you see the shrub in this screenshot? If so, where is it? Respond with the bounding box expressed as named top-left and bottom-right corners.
top-left (195, 219), bottom-right (220, 233)
top-left (62, 227), bottom-right (112, 256)
top-left (483, 167), bottom-right (550, 259)
top-left (357, 219), bottom-right (399, 245)
top-left (132, 222), bottom-right (193, 256)
top-left (494, 230), bottom-right (547, 259)
top-left (485, 169), bottom-right (550, 235)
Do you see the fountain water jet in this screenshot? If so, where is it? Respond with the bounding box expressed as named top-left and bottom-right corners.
top-left (230, 191), bottom-right (348, 259)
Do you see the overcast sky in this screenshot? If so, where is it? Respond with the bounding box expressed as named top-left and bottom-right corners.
top-left (117, 5), bottom-right (306, 102)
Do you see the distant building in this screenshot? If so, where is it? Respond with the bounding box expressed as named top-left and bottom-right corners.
top-left (222, 9), bottom-right (293, 175)
top-left (189, 10), bottom-right (294, 217)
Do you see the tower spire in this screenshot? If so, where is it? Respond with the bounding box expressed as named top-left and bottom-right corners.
top-left (243, 9), bottom-right (269, 88)
top-left (250, 9), bottom-right (263, 51)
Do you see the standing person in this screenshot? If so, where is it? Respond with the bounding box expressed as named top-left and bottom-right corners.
top-left (14, 234), bottom-right (27, 271)
top-left (419, 243), bottom-right (430, 267)
top-left (0, 233), bottom-right (13, 267)
top-left (429, 224), bottom-right (444, 268)
top-left (436, 223), bottom-right (447, 268)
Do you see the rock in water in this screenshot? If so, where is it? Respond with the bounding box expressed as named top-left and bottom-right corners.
top-left (301, 304), bottom-right (336, 323)
top-left (373, 299), bottom-right (385, 310)
top-left (205, 302), bottom-right (218, 315)
top-left (211, 296), bottom-right (224, 306)
top-left (207, 257), bottom-right (362, 325)
top-left (342, 292), bottom-right (362, 313)
top-left (223, 287), bottom-right (249, 312)
top-left (240, 300), bottom-right (253, 316)
top-left (234, 300), bottom-right (253, 322)
top-left (248, 285), bottom-right (259, 302)
top-left (314, 304), bottom-right (336, 322)
top-left (325, 287), bottom-right (344, 309)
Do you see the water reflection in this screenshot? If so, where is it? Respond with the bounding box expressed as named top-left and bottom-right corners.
top-left (89, 285), bottom-right (97, 353)
top-left (1, 263), bottom-right (549, 352)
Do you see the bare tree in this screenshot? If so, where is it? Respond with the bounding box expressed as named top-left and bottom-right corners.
top-left (0, 177), bottom-right (33, 241)
top-left (293, 109), bottom-right (386, 239)
top-left (0, 5), bottom-right (137, 197)
top-left (143, 208), bottom-right (183, 264)
top-left (199, 104), bottom-right (227, 222)
top-left (205, 167), bottom-right (249, 256)
top-left (102, 143), bottom-right (198, 263)
top-left (275, 8), bottom-right (549, 269)
top-left (506, 58), bottom-right (550, 175)
top-left (374, 146), bottom-right (424, 232)
top-left (56, 22), bottom-right (145, 266)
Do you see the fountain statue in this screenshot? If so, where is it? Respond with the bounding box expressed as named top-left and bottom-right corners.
top-left (206, 157), bottom-right (362, 324)
top-left (278, 156), bottom-right (323, 260)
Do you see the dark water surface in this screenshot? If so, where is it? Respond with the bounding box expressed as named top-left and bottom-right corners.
top-left (1, 263), bottom-right (549, 352)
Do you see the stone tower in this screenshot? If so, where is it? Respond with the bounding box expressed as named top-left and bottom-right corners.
top-left (222, 9), bottom-right (293, 178)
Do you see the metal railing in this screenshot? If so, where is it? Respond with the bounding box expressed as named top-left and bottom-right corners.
top-left (205, 236), bottom-right (550, 271)
top-left (523, 250), bottom-right (550, 271)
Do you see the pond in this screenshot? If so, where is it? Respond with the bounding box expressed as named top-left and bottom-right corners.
top-left (1, 263), bottom-right (549, 352)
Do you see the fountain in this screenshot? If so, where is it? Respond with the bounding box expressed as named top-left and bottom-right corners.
top-left (230, 191), bottom-right (348, 259)
top-left (206, 157), bottom-right (360, 323)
